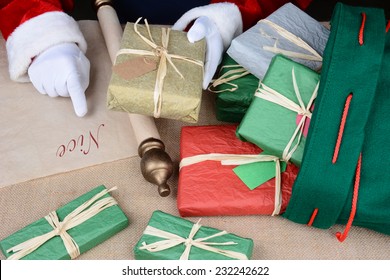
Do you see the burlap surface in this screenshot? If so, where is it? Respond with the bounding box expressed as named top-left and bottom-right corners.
top-left (1, 21), bottom-right (389, 260)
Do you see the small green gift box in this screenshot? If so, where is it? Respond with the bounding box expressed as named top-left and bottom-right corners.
top-left (107, 19), bottom-right (206, 123)
top-left (236, 55), bottom-right (320, 167)
top-left (210, 54), bottom-right (259, 123)
top-left (134, 210), bottom-right (253, 260)
top-left (0, 185), bottom-right (129, 260)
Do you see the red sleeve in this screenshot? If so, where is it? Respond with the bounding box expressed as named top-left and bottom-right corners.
top-left (210, 0), bottom-right (313, 30)
top-left (0, 0), bottom-right (74, 40)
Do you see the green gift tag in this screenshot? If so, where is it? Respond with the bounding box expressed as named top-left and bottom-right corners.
top-left (233, 153), bottom-right (287, 190)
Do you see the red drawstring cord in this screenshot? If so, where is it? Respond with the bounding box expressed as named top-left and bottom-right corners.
top-left (334, 12), bottom-right (366, 241)
top-left (308, 94), bottom-right (358, 240)
top-left (386, 20), bottom-right (390, 33)
top-left (332, 94), bottom-right (353, 164)
top-left (307, 13), bottom-right (368, 239)
top-left (359, 13), bottom-right (366, 45)
top-left (336, 153), bottom-right (362, 242)
top-left (307, 208), bottom-right (318, 226)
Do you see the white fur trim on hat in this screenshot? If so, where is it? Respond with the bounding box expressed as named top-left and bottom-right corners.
top-left (6, 11), bottom-right (87, 82)
top-left (173, 2), bottom-right (243, 50)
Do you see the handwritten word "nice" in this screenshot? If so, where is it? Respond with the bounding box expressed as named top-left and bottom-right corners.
top-left (56, 124), bottom-right (105, 157)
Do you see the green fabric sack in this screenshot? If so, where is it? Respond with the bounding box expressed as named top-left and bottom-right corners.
top-left (284, 3), bottom-right (390, 240)
top-left (211, 54), bottom-right (259, 123)
top-left (0, 185), bottom-right (129, 259)
top-left (134, 210), bottom-right (254, 260)
top-left (236, 54), bottom-right (320, 167)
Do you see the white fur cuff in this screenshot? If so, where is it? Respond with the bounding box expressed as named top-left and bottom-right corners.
top-left (6, 11), bottom-right (87, 82)
top-left (174, 3), bottom-right (243, 50)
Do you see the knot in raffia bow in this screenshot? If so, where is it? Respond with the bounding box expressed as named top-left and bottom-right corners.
top-left (115, 18), bottom-right (204, 118)
top-left (180, 153), bottom-right (284, 216)
top-left (255, 67), bottom-right (319, 163)
top-left (139, 220), bottom-right (248, 260)
top-left (153, 46), bottom-right (167, 57)
top-left (6, 187), bottom-right (118, 260)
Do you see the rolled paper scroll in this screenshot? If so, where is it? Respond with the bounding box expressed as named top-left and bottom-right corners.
top-left (94, 1), bottom-right (173, 196)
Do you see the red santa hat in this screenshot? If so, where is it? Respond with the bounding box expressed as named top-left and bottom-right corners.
top-left (3, 10), bottom-right (86, 82)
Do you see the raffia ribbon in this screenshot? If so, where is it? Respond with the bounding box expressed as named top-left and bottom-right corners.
top-left (259, 19), bottom-right (322, 62)
top-left (255, 67), bottom-right (319, 163)
top-left (180, 153), bottom-right (283, 216)
top-left (139, 220), bottom-right (248, 260)
top-left (6, 187), bottom-right (118, 260)
top-left (208, 64), bottom-right (252, 93)
top-left (115, 18), bottom-right (204, 118)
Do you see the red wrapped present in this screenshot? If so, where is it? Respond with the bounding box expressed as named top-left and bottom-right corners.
top-left (178, 125), bottom-right (299, 217)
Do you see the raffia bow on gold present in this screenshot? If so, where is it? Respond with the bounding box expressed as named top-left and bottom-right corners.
top-left (115, 18), bottom-right (204, 118)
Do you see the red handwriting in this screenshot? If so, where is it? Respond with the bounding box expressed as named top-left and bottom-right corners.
top-left (56, 124), bottom-right (105, 157)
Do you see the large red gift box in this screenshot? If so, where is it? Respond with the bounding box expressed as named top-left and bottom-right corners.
top-left (178, 125), bottom-right (299, 217)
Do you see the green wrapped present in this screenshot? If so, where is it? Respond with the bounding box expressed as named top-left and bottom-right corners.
top-left (0, 185), bottom-right (128, 260)
top-left (236, 54), bottom-right (320, 167)
top-left (107, 19), bottom-right (206, 123)
top-left (210, 54), bottom-right (259, 123)
top-left (134, 210), bottom-right (253, 260)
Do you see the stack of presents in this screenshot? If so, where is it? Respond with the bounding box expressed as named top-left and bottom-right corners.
top-left (2, 2), bottom-right (390, 260)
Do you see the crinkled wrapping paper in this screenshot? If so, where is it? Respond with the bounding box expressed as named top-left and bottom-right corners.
top-left (107, 22), bottom-right (206, 123)
top-left (227, 3), bottom-right (329, 80)
top-left (134, 210), bottom-right (253, 260)
top-left (0, 185), bottom-right (129, 260)
top-left (214, 54), bottom-right (259, 123)
top-left (177, 125), bottom-right (298, 217)
top-left (236, 55), bottom-right (320, 167)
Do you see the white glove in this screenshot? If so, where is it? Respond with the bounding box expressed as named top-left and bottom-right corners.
top-left (174, 16), bottom-right (223, 90)
top-left (173, 3), bottom-right (243, 90)
top-left (28, 43), bottom-right (90, 117)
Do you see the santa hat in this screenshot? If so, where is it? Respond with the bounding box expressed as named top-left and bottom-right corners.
top-left (6, 11), bottom-right (87, 82)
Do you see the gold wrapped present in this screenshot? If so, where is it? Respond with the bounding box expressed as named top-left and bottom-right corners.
top-left (107, 19), bottom-right (206, 123)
